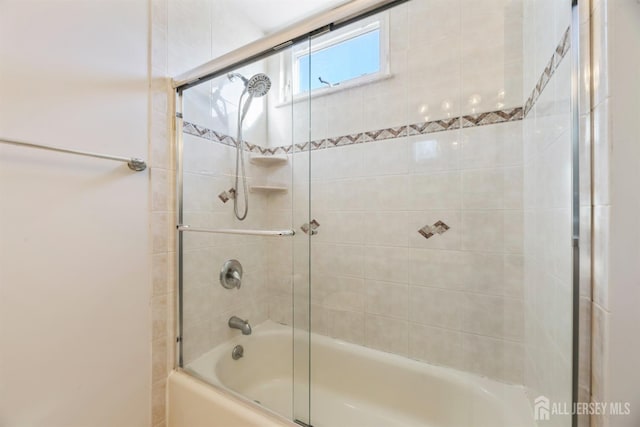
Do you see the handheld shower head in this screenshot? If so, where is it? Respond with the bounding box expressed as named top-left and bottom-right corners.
top-left (238, 73), bottom-right (272, 122)
top-left (227, 72), bottom-right (271, 97)
top-left (246, 73), bottom-right (271, 97)
top-left (227, 71), bottom-right (272, 222)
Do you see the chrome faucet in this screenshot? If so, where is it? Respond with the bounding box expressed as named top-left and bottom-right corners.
top-left (228, 316), bottom-right (252, 335)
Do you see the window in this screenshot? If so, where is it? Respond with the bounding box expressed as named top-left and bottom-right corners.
top-left (298, 29), bottom-right (381, 92)
top-left (290, 14), bottom-right (389, 97)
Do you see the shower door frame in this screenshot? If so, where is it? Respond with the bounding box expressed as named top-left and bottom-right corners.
top-left (171, 1), bottom-right (587, 426)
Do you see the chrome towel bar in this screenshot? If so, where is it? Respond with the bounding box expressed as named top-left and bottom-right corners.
top-left (0, 138), bottom-right (147, 171)
top-left (177, 225), bottom-right (295, 237)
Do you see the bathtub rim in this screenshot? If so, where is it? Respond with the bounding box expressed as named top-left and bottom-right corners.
top-left (184, 320), bottom-right (535, 427)
top-left (181, 363), bottom-right (299, 425)
top-left (168, 369), bottom-right (298, 427)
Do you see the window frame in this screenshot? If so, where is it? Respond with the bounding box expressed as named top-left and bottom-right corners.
top-left (281, 12), bottom-right (390, 104)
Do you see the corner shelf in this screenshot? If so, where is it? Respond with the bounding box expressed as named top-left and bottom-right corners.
top-left (249, 154), bottom-right (288, 166)
top-left (249, 185), bottom-right (288, 194)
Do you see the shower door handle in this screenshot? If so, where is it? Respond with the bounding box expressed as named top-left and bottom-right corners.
top-left (177, 224), bottom-right (295, 236)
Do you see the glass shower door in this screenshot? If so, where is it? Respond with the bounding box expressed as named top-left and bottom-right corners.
top-left (177, 46), bottom-right (313, 424)
top-left (303, 0), bottom-right (575, 426)
top-left (175, 0), bottom-right (577, 425)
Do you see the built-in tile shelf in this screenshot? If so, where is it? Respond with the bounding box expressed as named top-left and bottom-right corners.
top-left (249, 154), bottom-right (288, 166)
top-left (249, 185), bottom-right (288, 193)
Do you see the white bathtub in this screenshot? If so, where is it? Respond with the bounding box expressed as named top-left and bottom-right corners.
top-left (186, 321), bottom-right (535, 427)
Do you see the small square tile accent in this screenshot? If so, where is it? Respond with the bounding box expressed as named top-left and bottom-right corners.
top-left (418, 221), bottom-right (450, 239)
top-left (218, 188), bottom-right (236, 203)
top-left (432, 220), bottom-right (450, 234)
top-left (301, 219), bottom-right (320, 235)
top-left (418, 227), bottom-right (435, 239)
top-left (218, 191), bottom-right (229, 203)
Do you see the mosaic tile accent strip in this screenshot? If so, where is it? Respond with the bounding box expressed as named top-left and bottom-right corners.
top-left (184, 105), bottom-right (521, 155)
top-left (326, 133), bottom-right (365, 147)
top-left (523, 27), bottom-right (571, 117)
top-left (183, 122), bottom-right (237, 148)
top-left (407, 118), bottom-right (461, 135)
top-left (461, 108), bottom-right (523, 128)
top-left (418, 221), bottom-right (450, 239)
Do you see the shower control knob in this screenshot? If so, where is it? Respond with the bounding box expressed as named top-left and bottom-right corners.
top-left (220, 259), bottom-right (243, 289)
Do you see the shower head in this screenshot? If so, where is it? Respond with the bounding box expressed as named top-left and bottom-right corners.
top-left (246, 73), bottom-right (271, 97)
top-left (228, 72), bottom-right (271, 97)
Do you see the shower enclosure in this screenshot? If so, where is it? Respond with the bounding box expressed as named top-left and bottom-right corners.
top-left (174, 0), bottom-right (580, 425)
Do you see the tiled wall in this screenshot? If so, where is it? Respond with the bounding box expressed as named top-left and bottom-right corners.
top-left (521, 1), bottom-right (574, 426)
top-left (149, 1), bottom-right (174, 425)
top-left (266, 0), bottom-right (524, 148)
top-left (180, 133), bottom-right (271, 363)
top-left (259, 0), bottom-right (527, 385)
top-left (164, 0), bottom-right (592, 415)
top-left (175, 0), bottom-right (528, 386)
top-left (265, 121), bottom-right (526, 384)
top-left (150, 1), bottom-right (268, 425)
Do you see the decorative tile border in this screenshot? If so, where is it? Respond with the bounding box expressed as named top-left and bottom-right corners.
top-left (183, 122), bottom-right (264, 154)
top-left (523, 27), bottom-right (571, 117)
top-left (183, 27), bottom-right (570, 154)
top-left (184, 107), bottom-right (521, 155)
top-left (183, 122), bottom-right (236, 147)
top-left (461, 109), bottom-right (523, 128)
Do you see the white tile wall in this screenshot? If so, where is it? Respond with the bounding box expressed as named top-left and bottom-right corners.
top-left (265, 120), bottom-right (526, 385)
top-left (180, 137), bottom-right (271, 364)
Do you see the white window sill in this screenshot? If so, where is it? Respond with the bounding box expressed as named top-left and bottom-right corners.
top-left (274, 72), bottom-right (393, 109)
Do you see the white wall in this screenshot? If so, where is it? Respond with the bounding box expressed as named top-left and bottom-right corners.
top-left (0, 1), bottom-right (151, 426)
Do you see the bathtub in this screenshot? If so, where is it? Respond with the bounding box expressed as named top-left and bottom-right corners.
top-left (185, 321), bottom-right (535, 427)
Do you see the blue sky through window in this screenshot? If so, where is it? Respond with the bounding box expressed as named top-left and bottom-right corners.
top-left (298, 29), bottom-right (380, 93)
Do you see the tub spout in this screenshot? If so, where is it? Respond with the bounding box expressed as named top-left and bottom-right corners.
top-left (228, 316), bottom-right (252, 335)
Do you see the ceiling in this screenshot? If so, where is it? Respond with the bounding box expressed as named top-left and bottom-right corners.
top-left (222, 0), bottom-right (353, 34)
